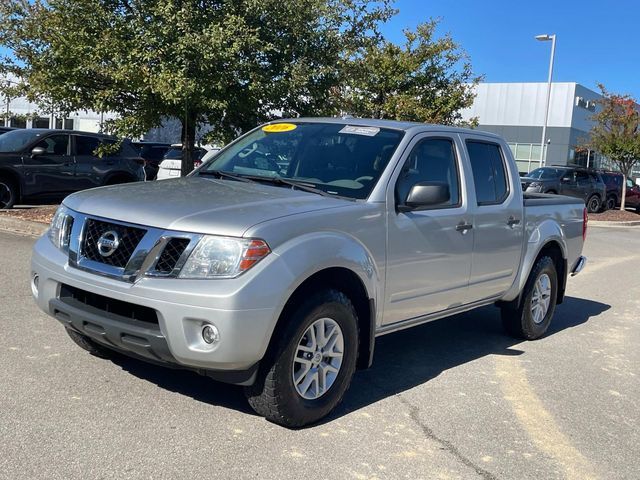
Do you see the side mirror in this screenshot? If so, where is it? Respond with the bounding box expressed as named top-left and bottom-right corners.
top-left (31, 146), bottom-right (46, 157)
top-left (399, 181), bottom-right (450, 212)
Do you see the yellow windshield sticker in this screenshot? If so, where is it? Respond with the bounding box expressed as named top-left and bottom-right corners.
top-left (262, 123), bottom-right (297, 133)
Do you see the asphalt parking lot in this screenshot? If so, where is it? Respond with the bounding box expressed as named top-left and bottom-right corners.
top-left (1, 226), bottom-right (638, 480)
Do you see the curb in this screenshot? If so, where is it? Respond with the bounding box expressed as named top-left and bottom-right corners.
top-left (589, 220), bottom-right (640, 228)
top-left (0, 216), bottom-right (48, 238)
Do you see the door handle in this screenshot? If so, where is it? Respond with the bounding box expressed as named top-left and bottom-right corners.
top-left (507, 216), bottom-right (521, 227)
top-left (456, 222), bottom-right (473, 233)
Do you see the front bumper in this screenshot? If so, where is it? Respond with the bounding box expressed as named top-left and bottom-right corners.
top-left (31, 235), bottom-right (291, 385)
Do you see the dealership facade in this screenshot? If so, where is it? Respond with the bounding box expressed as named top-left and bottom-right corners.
top-left (460, 82), bottom-right (610, 173)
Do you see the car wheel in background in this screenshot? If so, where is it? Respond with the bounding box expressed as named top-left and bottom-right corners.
top-left (605, 196), bottom-right (616, 211)
top-left (545, 190), bottom-right (557, 195)
top-left (245, 289), bottom-right (359, 428)
top-left (586, 195), bottom-right (601, 213)
top-left (0, 177), bottom-right (16, 209)
top-left (501, 256), bottom-right (558, 340)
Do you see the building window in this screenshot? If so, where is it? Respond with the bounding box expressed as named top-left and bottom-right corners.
top-left (33, 117), bottom-right (50, 129)
top-left (55, 118), bottom-right (74, 130)
top-left (10, 117), bottom-right (26, 129)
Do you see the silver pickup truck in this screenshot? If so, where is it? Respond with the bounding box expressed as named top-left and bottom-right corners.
top-left (31, 118), bottom-right (587, 427)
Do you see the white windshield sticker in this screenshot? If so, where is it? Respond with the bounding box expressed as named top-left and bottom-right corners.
top-left (339, 125), bottom-right (380, 137)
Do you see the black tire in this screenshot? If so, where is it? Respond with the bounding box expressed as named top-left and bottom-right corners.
top-left (245, 289), bottom-right (359, 428)
top-left (545, 189), bottom-right (557, 195)
top-left (501, 256), bottom-right (558, 340)
top-left (0, 177), bottom-right (17, 209)
top-left (605, 195), bottom-right (616, 211)
top-left (586, 194), bottom-right (601, 213)
top-left (65, 328), bottom-right (112, 358)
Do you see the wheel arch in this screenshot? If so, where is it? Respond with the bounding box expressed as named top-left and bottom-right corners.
top-left (499, 222), bottom-right (568, 310)
top-left (268, 267), bottom-right (375, 371)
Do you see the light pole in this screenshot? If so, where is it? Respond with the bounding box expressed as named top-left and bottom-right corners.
top-left (535, 33), bottom-right (556, 169)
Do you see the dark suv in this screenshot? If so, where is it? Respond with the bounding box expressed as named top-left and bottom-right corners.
top-left (521, 166), bottom-right (607, 213)
top-left (0, 129), bottom-right (144, 209)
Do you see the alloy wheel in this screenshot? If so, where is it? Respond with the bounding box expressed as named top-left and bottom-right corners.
top-left (292, 317), bottom-right (344, 400)
top-left (531, 273), bottom-right (552, 324)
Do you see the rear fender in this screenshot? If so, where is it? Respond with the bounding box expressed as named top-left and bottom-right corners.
top-left (501, 219), bottom-right (567, 303)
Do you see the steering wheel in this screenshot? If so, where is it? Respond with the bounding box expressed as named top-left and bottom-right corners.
top-left (238, 143), bottom-right (258, 158)
top-left (355, 176), bottom-right (374, 183)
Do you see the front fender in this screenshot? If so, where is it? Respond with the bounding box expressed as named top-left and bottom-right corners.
top-left (270, 231), bottom-right (380, 321)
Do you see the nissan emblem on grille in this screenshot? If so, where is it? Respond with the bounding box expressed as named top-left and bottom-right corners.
top-left (96, 230), bottom-right (120, 257)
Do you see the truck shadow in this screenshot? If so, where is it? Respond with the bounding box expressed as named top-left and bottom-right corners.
top-left (106, 295), bottom-right (609, 421)
top-left (333, 295), bottom-right (609, 422)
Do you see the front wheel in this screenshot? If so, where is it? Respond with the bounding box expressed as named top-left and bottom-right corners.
top-left (501, 256), bottom-right (558, 340)
top-left (245, 290), bottom-right (359, 428)
top-left (0, 178), bottom-right (17, 209)
top-left (586, 195), bottom-right (601, 213)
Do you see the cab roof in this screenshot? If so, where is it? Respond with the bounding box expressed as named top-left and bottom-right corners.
top-left (275, 117), bottom-right (502, 139)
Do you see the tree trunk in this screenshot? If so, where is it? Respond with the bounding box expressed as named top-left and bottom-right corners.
top-left (619, 167), bottom-right (629, 211)
top-left (180, 110), bottom-right (197, 177)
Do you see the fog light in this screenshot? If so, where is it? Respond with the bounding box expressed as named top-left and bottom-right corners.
top-left (202, 324), bottom-right (220, 345)
top-left (31, 274), bottom-right (40, 299)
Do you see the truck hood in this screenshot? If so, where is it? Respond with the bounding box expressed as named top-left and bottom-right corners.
top-left (64, 177), bottom-right (353, 237)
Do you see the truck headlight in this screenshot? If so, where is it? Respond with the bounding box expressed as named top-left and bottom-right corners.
top-left (48, 205), bottom-right (73, 251)
top-left (179, 236), bottom-right (270, 279)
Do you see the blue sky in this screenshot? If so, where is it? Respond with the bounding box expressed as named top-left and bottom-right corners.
top-left (2, 0), bottom-right (638, 98)
top-left (381, 0), bottom-right (640, 98)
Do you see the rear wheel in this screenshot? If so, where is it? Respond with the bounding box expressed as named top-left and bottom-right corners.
top-left (245, 290), bottom-right (359, 428)
top-left (545, 189), bottom-right (557, 195)
top-left (0, 177), bottom-right (17, 209)
top-left (605, 195), bottom-right (616, 211)
top-left (65, 328), bottom-right (112, 358)
top-left (586, 195), bottom-right (601, 213)
top-left (501, 256), bottom-right (558, 340)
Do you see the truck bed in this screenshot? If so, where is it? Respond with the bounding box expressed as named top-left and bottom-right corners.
top-left (523, 192), bottom-right (585, 207)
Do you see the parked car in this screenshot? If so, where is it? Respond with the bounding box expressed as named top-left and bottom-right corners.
top-left (131, 141), bottom-right (172, 180)
top-left (31, 118), bottom-right (587, 427)
top-left (0, 126), bottom-right (16, 135)
top-left (597, 171), bottom-right (640, 212)
top-left (155, 145), bottom-right (208, 180)
top-left (0, 129), bottom-right (144, 209)
top-left (521, 166), bottom-right (607, 212)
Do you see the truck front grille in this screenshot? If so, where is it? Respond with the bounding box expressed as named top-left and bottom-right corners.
top-left (81, 219), bottom-right (147, 268)
top-left (155, 238), bottom-right (190, 274)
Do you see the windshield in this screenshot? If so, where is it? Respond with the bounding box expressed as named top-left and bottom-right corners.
top-left (528, 167), bottom-right (564, 180)
top-left (200, 122), bottom-right (404, 199)
top-left (0, 129), bottom-right (46, 153)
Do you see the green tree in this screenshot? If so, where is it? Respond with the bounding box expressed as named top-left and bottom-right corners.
top-left (587, 85), bottom-right (640, 210)
top-left (0, 0), bottom-right (392, 174)
top-left (336, 19), bottom-right (481, 125)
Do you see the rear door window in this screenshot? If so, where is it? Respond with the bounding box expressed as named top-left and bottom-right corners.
top-left (75, 136), bottom-right (101, 156)
top-left (466, 140), bottom-right (509, 205)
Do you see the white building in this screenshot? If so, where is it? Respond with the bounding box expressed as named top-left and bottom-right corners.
top-left (460, 82), bottom-right (607, 173)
